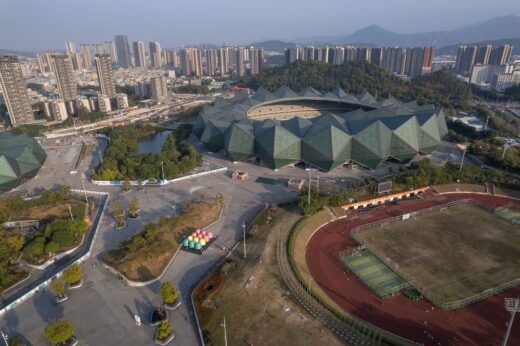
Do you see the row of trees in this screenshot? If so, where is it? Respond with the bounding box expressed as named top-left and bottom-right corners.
top-left (298, 158), bottom-right (520, 216)
top-left (91, 123), bottom-right (202, 181)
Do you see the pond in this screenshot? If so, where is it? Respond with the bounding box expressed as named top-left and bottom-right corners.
top-left (137, 130), bottom-right (173, 154)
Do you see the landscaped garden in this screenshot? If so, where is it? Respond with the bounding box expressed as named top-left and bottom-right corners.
top-left (0, 187), bottom-right (91, 293)
top-left (91, 122), bottom-right (202, 181)
top-left (102, 194), bottom-right (223, 281)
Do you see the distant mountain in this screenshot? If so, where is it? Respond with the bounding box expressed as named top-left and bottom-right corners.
top-left (0, 49), bottom-right (35, 57)
top-left (293, 15), bottom-right (520, 48)
top-left (250, 40), bottom-right (296, 52)
top-left (437, 38), bottom-right (520, 56)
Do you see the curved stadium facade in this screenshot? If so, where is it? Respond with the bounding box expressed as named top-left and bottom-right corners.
top-left (193, 86), bottom-right (448, 171)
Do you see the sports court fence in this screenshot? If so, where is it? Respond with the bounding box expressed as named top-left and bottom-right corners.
top-left (347, 199), bottom-right (520, 310)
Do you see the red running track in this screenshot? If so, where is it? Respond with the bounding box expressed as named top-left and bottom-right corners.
top-left (306, 192), bottom-right (520, 345)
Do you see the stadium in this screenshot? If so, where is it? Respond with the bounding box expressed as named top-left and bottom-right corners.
top-left (0, 132), bottom-right (47, 190)
top-left (193, 86), bottom-right (448, 170)
top-left (304, 189), bottom-right (520, 345)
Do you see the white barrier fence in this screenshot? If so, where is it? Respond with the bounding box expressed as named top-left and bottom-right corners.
top-left (0, 190), bottom-right (109, 318)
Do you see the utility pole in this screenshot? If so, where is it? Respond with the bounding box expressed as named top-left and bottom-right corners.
top-left (98, 148), bottom-right (103, 164)
top-left (502, 145), bottom-right (508, 160)
top-left (307, 171), bottom-right (311, 207)
top-left (242, 221), bottom-right (247, 259)
top-left (221, 317), bottom-right (228, 346)
top-left (172, 205), bottom-right (176, 216)
top-left (502, 298), bottom-right (519, 346)
top-left (484, 115), bottom-right (489, 132)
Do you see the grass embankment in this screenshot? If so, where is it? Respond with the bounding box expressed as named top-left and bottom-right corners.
top-left (78, 144), bottom-right (93, 164)
top-left (194, 205), bottom-right (343, 346)
top-left (103, 196), bottom-right (223, 281)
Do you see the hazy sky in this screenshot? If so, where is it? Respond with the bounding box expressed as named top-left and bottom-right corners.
top-left (1, 0), bottom-right (519, 51)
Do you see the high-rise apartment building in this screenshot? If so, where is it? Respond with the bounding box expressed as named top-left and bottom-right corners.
top-left (104, 41), bottom-right (117, 62)
top-left (133, 41), bottom-right (147, 69)
top-left (370, 48), bottom-right (383, 66)
top-left (65, 41), bottom-right (76, 54)
top-left (165, 49), bottom-right (179, 68)
top-left (94, 54), bottom-right (116, 97)
top-left (421, 47), bottom-right (435, 74)
top-left (219, 47), bottom-right (229, 75)
top-left (180, 49), bottom-right (191, 76)
top-left (381, 47), bottom-right (406, 75)
top-left (404, 47), bottom-right (424, 77)
top-left (356, 48), bottom-right (371, 62)
top-left (475, 45), bottom-right (492, 65)
top-left (150, 76), bottom-right (168, 101)
top-left (0, 56), bottom-right (34, 126)
top-left (149, 41), bottom-right (162, 69)
top-left (455, 45), bottom-right (477, 74)
top-left (236, 47), bottom-right (245, 77)
top-left (114, 35), bottom-right (131, 68)
top-left (249, 48), bottom-right (264, 75)
top-left (206, 49), bottom-right (217, 76)
top-left (488, 45), bottom-right (513, 66)
top-left (50, 55), bottom-right (77, 101)
top-left (70, 53), bottom-right (83, 71)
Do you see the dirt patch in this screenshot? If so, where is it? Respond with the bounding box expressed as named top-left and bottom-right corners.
top-left (9, 200), bottom-right (84, 222)
top-left (194, 205), bottom-right (343, 346)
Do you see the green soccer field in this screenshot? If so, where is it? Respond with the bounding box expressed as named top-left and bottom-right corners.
top-left (341, 249), bottom-right (406, 297)
top-left (354, 204), bottom-right (520, 309)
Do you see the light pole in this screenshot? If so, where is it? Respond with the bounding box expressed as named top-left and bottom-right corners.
top-left (242, 221), bottom-right (247, 259)
top-left (221, 317), bottom-right (228, 346)
top-left (0, 329), bottom-right (8, 346)
top-left (172, 205), bottom-right (176, 217)
top-left (459, 146), bottom-right (467, 173)
top-left (502, 298), bottom-right (520, 346)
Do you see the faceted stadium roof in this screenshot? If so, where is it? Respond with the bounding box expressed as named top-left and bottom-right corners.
top-left (194, 86), bottom-right (448, 170)
top-left (0, 132), bottom-right (47, 190)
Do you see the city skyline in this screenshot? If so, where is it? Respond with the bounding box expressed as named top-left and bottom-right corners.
top-left (1, 0), bottom-right (519, 51)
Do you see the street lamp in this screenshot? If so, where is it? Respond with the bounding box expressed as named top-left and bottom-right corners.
top-left (502, 298), bottom-right (520, 346)
top-left (221, 317), bottom-right (228, 346)
top-left (242, 221), bottom-right (247, 259)
top-left (172, 205), bottom-right (176, 217)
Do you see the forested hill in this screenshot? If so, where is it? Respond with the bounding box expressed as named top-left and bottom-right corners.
top-left (240, 61), bottom-right (472, 112)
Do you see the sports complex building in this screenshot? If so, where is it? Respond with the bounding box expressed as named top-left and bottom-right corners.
top-left (193, 86), bottom-right (448, 170)
top-left (0, 132), bottom-right (47, 190)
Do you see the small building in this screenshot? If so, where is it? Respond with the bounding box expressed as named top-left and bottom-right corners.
top-left (288, 178), bottom-right (305, 190)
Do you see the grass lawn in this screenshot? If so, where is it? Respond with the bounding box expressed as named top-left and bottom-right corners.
top-left (194, 206), bottom-right (342, 346)
top-left (103, 197), bottom-right (223, 281)
top-left (355, 204), bottom-right (520, 308)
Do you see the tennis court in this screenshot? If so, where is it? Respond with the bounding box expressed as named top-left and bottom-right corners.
top-left (340, 249), bottom-right (407, 298)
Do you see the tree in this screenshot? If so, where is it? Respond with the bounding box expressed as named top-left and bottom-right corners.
top-left (8, 336), bottom-right (24, 346)
top-left (122, 177), bottom-right (131, 192)
top-left (155, 321), bottom-right (172, 341)
top-left (159, 282), bottom-right (179, 304)
top-left (128, 197), bottom-right (139, 219)
top-left (44, 320), bottom-right (74, 344)
top-left (113, 201), bottom-right (125, 228)
top-left (62, 263), bottom-right (82, 285)
top-left (50, 279), bottom-right (65, 296)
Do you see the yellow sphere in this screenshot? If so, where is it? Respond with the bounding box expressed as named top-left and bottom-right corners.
top-left (188, 236), bottom-right (193, 241)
